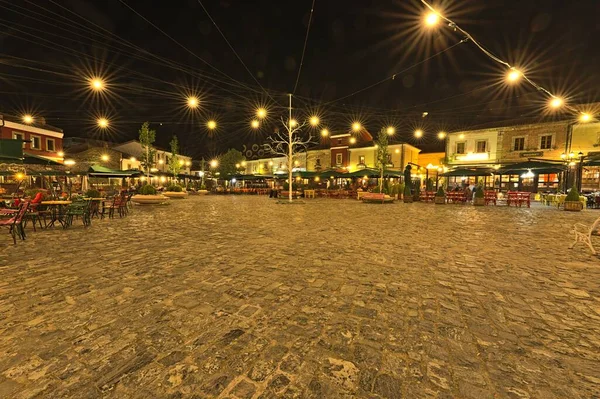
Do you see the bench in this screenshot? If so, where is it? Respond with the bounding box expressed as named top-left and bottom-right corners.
top-left (361, 193), bottom-right (394, 204)
top-left (570, 216), bottom-right (600, 255)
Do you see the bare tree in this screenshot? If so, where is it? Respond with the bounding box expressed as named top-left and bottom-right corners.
top-left (264, 95), bottom-right (314, 202)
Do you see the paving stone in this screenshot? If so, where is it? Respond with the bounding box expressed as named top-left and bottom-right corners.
top-left (0, 197), bottom-right (598, 398)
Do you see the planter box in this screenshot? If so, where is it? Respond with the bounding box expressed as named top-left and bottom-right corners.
top-left (564, 201), bottom-right (583, 212)
top-left (473, 197), bottom-right (485, 206)
top-left (131, 194), bottom-right (169, 205)
top-left (163, 191), bottom-right (188, 199)
top-left (434, 196), bottom-right (446, 204)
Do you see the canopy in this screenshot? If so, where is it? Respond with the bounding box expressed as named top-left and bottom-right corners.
top-left (231, 174), bottom-right (272, 181)
top-left (88, 164), bottom-right (137, 177)
top-left (348, 168), bottom-right (381, 178)
top-left (584, 157), bottom-right (600, 167)
top-left (499, 160), bottom-right (565, 174)
top-left (441, 168), bottom-right (494, 177)
top-left (315, 169), bottom-right (348, 178)
top-left (24, 154), bottom-right (63, 165)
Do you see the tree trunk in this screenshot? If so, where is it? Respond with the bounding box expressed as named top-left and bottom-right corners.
top-left (380, 168), bottom-right (384, 192)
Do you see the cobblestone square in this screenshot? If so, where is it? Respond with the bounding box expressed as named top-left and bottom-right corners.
top-left (0, 196), bottom-right (599, 398)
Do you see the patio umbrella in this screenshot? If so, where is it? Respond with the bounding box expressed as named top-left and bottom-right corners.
top-left (315, 169), bottom-right (348, 178)
top-left (348, 168), bottom-right (381, 178)
top-left (441, 168), bottom-right (494, 177)
top-left (499, 161), bottom-right (565, 174)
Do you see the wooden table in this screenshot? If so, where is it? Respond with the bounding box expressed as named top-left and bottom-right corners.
top-left (304, 189), bottom-right (316, 199)
top-left (41, 200), bottom-right (72, 227)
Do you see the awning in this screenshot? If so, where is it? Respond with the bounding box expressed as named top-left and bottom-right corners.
top-left (24, 154), bottom-right (63, 165)
top-left (88, 164), bottom-right (137, 177)
top-left (441, 168), bottom-right (494, 177)
top-left (499, 161), bottom-right (566, 174)
top-left (315, 169), bottom-right (348, 178)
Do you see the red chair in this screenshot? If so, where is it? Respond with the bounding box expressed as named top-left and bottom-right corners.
top-left (0, 201), bottom-right (29, 244)
top-left (484, 191), bottom-right (497, 206)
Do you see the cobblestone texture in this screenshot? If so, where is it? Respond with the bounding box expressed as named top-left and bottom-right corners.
top-left (0, 196), bottom-right (599, 398)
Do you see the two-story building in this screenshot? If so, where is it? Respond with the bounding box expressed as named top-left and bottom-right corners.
top-left (112, 140), bottom-right (192, 175)
top-left (1, 114), bottom-right (64, 163)
top-left (571, 121), bottom-right (600, 191)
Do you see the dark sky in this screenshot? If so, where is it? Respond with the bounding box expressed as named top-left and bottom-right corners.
top-left (1, 0), bottom-right (599, 158)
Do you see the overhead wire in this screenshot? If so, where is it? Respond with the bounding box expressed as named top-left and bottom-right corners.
top-left (292, 0), bottom-right (316, 94)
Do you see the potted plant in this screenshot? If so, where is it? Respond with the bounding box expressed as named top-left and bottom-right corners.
top-left (163, 184), bottom-right (187, 199)
top-left (85, 189), bottom-right (102, 199)
top-left (131, 184), bottom-right (169, 205)
top-left (198, 183), bottom-right (208, 195)
top-left (403, 184), bottom-right (413, 203)
top-left (564, 184), bottom-right (583, 211)
top-left (473, 184), bottom-right (485, 206)
top-left (434, 186), bottom-right (446, 204)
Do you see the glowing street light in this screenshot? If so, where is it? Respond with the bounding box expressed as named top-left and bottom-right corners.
top-left (424, 11), bottom-right (440, 27)
top-left (349, 137), bottom-right (357, 144)
top-left (207, 120), bottom-right (217, 130)
top-left (386, 126), bottom-right (395, 135)
top-left (187, 96), bottom-right (199, 108)
top-left (289, 119), bottom-right (298, 128)
top-left (90, 78), bottom-right (105, 91)
top-left (256, 107), bottom-right (267, 119)
top-left (414, 129), bottom-right (424, 138)
top-left (309, 116), bottom-right (320, 126)
top-left (438, 131), bottom-right (447, 139)
top-left (210, 159), bottom-right (218, 168)
top-left (179, 159), bottom-right (185, 166)
top-left (64, 159), bottom-right (76, 166)
top-left (101, 154), bottom-right (110, 162)
top-left (97, 118), bottom-right (109, 128)
top-left (579, 113), bottom-right (592, 123)
top-left (22, 114), bottom-right (34, 124)
top-left (352, 122), bottom-right (362, 132)
top-left (57, 151), bottom-right (64, 158)
top-left (321, 128), bottom-right (329, 137)
top-left (251, 119), bottom-right (260, 129)
top-left (549, 97), bottom-right (564, 109)
top-left (130, 157), bottom-right (136, 162)
top-left (506, 68), bottom-right (522, 83)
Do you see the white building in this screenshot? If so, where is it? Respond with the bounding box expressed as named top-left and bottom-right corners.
top-left (112, 140), bottom-right (192, 174)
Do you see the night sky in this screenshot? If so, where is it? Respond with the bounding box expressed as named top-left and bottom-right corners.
top-left (1, 0), bottom-right (599, 158)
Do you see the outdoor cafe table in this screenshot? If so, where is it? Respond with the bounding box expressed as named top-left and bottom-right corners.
top-left (41, 200), bottom-right (72, 227)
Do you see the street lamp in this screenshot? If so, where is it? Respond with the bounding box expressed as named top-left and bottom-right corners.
top-left (437, 131), bottom-right (447, 139)
top-left (187, 96), bottom-right (199, 108)
top-left (352, 122), bottom-right (362, 132)
top-left (321, 128), bottom-right (329, 137)
top-left (414, 129), bottom-right (424, 138)
top-left (251, 119), bottom-right (260, 129)
top-left (207, 120), bottom-right (217, 130)
top-left (309, 116), bottom-right (320, 126)
top-left (22, 114), bottom-right (34, 124)
top-left (256, 108), bottom-right (267, 119)
top-left (90, 78), bottom-right (105, 91)
top-left (506, 68), bottom-right (522, 83)
top-left (210, 159), bottom-right (218, 168)
top-left (424, 11), bottom-right (440, 27)
top-left (386, 126), bottom-right (395, 135)
top-left (101, 154), bottom-right (110, 162)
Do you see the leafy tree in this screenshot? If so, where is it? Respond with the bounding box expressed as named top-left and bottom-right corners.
top-left (217, 149), bottom-right (244, 178)
top-left (168, 135), bottom-right (181, 179)
top-left (376, 129), bottom-right (390, 192)
top-left (138, 122), bottom-right (156, 179)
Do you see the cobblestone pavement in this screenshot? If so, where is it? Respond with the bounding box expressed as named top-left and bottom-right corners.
top-left (0, 196), bottom-right (599, 399)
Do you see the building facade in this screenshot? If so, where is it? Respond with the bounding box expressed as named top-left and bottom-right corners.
top-left (1, 115), bottom-right (64, 163)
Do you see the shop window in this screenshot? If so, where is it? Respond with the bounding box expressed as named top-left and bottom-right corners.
top-left (358, 155), bottom-right (365, 164)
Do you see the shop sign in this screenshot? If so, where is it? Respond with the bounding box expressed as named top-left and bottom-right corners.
top-left (519, 151), bottom-right (543, 157)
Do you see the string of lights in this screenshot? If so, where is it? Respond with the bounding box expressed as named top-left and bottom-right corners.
top-left (292, 0), bottom-right (316, 94)
top-left (420, 0), bottom-right (592, 122)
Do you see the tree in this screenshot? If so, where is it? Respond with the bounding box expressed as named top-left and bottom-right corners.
top-left (138, 122), bottom-right (156, 179)
top-left (168, 135), bottom-right (181, 179)
top-left (265, 94), bottom-right (313, 202)
top-left (376, 129), bottom-right (390, 193)
top-left (217, 149), bottom-right (244, 178)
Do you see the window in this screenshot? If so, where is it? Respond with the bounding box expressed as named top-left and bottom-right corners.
top-left (386, 154), bottom-right (392, 163)
top-left (30, 135), bottom-right (41, 150)
top-left (540, 135), bottom-right (553, 150)
top-left (358, 155), bottom-right (365, 164)
top-left (337, 139), bottom-right (342, 145)
top-left (12, 132), bottom-right (24, 141)
top-left (335, 153), bottom-right (343, 165)
top-left (513, 137), bottom-right (525, 151)
top-left (46, 138), bottom-right (55, 152)
top-left (456, 142), bottom-right (466, 154)
top-left (315, 158), bottom-right (321, 166)
top-left (476, 140), bottom-right (487, 153)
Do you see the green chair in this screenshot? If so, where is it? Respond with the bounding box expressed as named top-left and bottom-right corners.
top-left (64, 201), bottom-right (92, 228)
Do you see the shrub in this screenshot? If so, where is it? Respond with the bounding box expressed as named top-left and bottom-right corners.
top-left (565, 184), bottom-right (580, 201)
top-left (474, 184), bottom-right (484, 198)
top-left (436, 186), bottom-right (445, 197)
top-left (140, 184), bottom-right (157, 195)
top-left (166, 184), bottom-right (183, 192)
top-left (85, 189), bottom-right (101, 198)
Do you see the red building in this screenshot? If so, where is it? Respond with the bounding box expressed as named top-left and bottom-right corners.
top-left (0, 114), bottom-right (64, 163)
